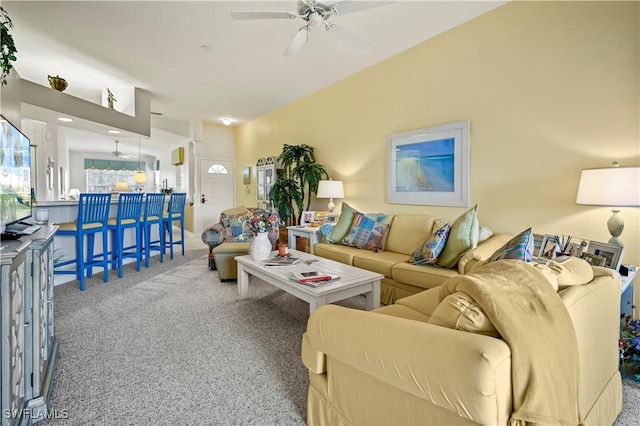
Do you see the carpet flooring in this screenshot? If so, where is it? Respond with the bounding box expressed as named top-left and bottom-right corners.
top-left (44, 250), bottom-right (637, 425)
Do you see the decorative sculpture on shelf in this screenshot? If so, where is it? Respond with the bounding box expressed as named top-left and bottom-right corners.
top-left (106, 88), bottom-right (117, 109)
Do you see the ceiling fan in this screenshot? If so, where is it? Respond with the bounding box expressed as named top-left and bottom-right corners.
top-left (231, 0), bottom-right (395, 57)
top-left (111, 140), bottom-right (137, 159)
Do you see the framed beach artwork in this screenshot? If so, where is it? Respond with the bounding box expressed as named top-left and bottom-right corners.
top-left (387, 120), bottom-right (470, 207)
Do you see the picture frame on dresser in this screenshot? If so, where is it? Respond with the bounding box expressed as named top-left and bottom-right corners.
top-left (300, 211), bottom-right (315, 227)
top-left (581, 252), bottom-right (607, 267)
top-left (584, 241), bottom-right (624, 270)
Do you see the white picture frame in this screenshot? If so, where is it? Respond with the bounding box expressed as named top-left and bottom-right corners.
top-left (586, 241), bottom-right (624, 270)
top-left (387, 120), bottom-right (470, 207)
top-left (300, 211), bottom-right (315, 226)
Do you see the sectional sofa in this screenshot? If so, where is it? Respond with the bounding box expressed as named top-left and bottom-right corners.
top-left (314, 204), bottom-right (512, 305)
top-left (302, 258), bottom-right (622, 425)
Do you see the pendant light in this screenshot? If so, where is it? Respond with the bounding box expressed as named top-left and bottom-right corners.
top-left (133, 139), bottom-right (147, 184)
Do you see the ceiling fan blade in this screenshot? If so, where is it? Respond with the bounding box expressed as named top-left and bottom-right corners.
top-left (230, 11), bottom-right (297, 20)
top-left (284, 27), bottom-right (309, 57)
top-left (331, 1), bottom-right (395, 15)
top-left (326, 23), bottom-right (369, 51)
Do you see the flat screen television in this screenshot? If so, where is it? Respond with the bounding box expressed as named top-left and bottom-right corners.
top-left (0, 115), bottom-right (32, 228)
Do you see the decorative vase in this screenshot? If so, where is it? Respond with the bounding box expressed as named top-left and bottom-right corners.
top-left (48, 75), bottom-right (68, 92)
top-left (250, 232), bottom-right (272, 261)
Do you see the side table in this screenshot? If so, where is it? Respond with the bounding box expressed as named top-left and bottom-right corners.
top-left (287, 226), bottom-right (322, 255)
top-left (620, 266), bottom-right (638, 319)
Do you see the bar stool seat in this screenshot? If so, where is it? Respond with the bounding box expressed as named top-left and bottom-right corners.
top-left (139, 192), bottom-right (166, 267)
top-left (161, 192), bottom-right (187, 259)
top-left (108, 192), bottom-right (143, 278)
top-left (54, 193), bottom-right (111, 291)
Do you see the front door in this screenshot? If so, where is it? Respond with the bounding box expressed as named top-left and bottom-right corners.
top-left (200, 158), bottom-right (235, 225)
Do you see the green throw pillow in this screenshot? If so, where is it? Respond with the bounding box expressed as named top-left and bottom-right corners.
top-left (327, 202), bottom-right (357, 244)
top-left (437, 205), bottom-right (479, 268)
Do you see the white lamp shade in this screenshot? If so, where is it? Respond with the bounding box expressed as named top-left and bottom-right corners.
top-left (316, 180), bottom-right (344, 199)
top-left (133, 171), bottom-right (147, 184)
top-left (576, 166), bottom-right (640, 206)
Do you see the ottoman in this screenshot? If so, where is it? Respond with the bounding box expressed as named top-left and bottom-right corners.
top-left (211, 242), bottom-right (251, 280)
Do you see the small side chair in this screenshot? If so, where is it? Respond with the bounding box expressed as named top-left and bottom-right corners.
top-left (54, 193), bottom-right (111, 291)
top-left (140, 192), bottom-right (166, 267)
top-left (108, 192), bottom-right (143, 278)
top-left (161, 192), bottom-right (187, 259)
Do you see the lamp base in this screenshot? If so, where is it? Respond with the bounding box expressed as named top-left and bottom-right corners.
top-left (607, 209), bottom-right (624, 247)
top-left (327, 199), bottom-right (335, 213)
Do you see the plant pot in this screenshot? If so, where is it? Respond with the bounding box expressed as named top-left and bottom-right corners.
top-left (48, 75), bottom-right (68, 91)
top-left (621, 359), bottom-right (640, 383)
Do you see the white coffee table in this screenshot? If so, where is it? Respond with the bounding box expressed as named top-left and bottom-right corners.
top-left (235, 250), bottom-right (383, 314)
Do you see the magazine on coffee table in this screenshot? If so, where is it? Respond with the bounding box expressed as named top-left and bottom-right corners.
top-left (263, 255), bottom-right (302, 266)
top-left (290, 271), bottom-right (340, 287)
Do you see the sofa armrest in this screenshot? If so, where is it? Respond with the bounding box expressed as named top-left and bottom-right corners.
top-left (201, 223), bottom-right (226, 247)
top-left (304, 305), bottom-right (513, 424)
top-left (559, 268), bottom-right (621, 417)
top-left (458, 233), bottom-right (512, 274)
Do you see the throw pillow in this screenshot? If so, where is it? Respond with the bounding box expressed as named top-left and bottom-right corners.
top-left (546, 257), bottom-right (594, 287)
top-left (407, 222), bottom-right (452, 265)
top-left (327, 202), bottom-right (358, 244)
top-left (478, 227), bottom-right (493, 243)
top-left (437, 205), bottom-right (479, 268)
top-left (488, 227), bottom-right (535, 262)
top-left (428, 292), bottom-right (500, 338)
top-left (341, 212), bottom-right (390, 252)
top-left (221, 211), bottom-right (252, 239)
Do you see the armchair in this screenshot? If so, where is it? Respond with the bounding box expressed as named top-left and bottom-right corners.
top-left (201, 206), bottom-right (279, 277)
top-left (302, 260), bottom-right (622, 425)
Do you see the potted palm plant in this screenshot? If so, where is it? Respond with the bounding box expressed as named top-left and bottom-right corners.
top-left (270, 144), bottom-right (326, 226)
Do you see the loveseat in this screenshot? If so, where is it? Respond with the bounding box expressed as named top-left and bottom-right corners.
top-left (302, 258), bottom-right (623, 425)
top-left (314, 203), bottom-right (512, 305)
top-left (201, 206), bottom-right (279, 280)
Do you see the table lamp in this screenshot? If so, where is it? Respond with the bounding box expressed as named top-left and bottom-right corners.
top-left (576, 162), bottom-right (640, 247)
top-left (316, 179), bottom-right (344, 213)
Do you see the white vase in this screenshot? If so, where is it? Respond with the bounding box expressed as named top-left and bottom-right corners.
top-left (250, 232), bottom-right (272, 261)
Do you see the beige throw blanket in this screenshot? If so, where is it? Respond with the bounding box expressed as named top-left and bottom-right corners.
top-left (439, 260), bottom-right (580, 426)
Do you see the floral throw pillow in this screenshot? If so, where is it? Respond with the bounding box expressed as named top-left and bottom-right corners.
top-left (221, 211), bottom-right (251, 239)
top-left (408, 222), bottom-right (452, 266)
top-left (341, 212), bottom-right (389, 252)
top-left (489, 227), bottom-right (534, 262)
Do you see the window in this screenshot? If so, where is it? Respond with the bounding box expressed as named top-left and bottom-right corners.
top-left (208, 164), bottom-right (228, 174)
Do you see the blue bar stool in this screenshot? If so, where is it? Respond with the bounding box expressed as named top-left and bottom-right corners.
top-left (161, 192), bottom-right (187, 259)
top-left (140, 193), bottom-right (165, 267)
top-left (54, 193), bottom-right (111, 291)
top-left (108, 192), bottom-right (143, 278)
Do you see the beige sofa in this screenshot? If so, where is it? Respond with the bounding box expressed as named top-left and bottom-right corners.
top-left (315, 213), bottom-right (512, 305)
top-left (302, 261), bottom-right (622, 425)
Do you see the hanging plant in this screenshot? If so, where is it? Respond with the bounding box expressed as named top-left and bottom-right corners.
top-left (0, 7), bottom-right (17, 86)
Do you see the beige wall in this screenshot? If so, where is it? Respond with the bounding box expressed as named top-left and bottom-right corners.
top-left (235, 1), bottom-right (640, 266)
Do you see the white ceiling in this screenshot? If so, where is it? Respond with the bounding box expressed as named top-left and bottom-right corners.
top-left (3, 0), bottom-right (506, 156)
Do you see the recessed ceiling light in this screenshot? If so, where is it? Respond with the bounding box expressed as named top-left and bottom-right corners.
top-left (221, 118), bottom-right (232, 126)
top-left (58, 117), bottom-right (73, 122)
top-left (108, 130), bottom-right (121, 134)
